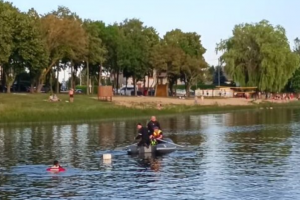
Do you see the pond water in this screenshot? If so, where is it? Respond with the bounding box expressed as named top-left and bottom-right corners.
top-left (1, 108), bottom-right (300, 199)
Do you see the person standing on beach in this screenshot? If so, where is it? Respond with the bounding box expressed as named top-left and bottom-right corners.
top-left (69, 88), bottom-right (74, 103)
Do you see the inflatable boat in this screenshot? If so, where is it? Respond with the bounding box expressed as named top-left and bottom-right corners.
top-left (127, 138), bottom-right (176, 155)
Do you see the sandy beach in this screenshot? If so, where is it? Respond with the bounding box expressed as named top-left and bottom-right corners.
top-left (109, 96), bottom-right (298, 108)
top-left (111, 96), bottom-right (250, 108)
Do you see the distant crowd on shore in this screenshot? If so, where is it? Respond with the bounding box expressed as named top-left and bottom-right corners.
top-left (253, 92), bottom-right (299, 101)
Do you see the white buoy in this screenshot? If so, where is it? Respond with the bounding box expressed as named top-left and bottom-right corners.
top-left (103, 154), bottom-right (112, 160)
top-left (103, 154), bottom-right (112, 166)
top-left (103, 159), bottom-right (112, 165)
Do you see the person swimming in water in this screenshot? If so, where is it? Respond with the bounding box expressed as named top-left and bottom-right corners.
top-left (47, 160), bottom-right (66, 172)
top-left (51, 160), bottom-right (62, 169)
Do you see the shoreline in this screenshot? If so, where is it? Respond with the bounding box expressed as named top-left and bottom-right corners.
top-left (0, 94), bottom-right (299, 125)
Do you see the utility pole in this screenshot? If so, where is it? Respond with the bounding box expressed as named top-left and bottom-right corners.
top-left (218, 59), bottom-right (221, 86)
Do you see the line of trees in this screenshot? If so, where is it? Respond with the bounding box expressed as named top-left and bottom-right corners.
top-left (1, 1), bottom-right (300, 96)
top-left (0, 1), bottom-right (208, 96)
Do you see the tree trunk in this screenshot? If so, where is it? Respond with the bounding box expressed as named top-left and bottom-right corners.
top-left (143, 77), bottom-right (146, 96)
top-left (133, 75), bottom-right (136, 96)
top-left (36, 60), bottom-right (57, 93)
top-left (50, 70), bottom-right (53, 94)
top-left (5, 72), bottom-right (15, 94)
top-left (175, 81), bottom-right (177, 97)
top-left (37, 68), bottom-right (48, 93)
top-left (1, 67), bottom-right (5, 93)
top-left (71, 61), bottom-right (74, 90)
top-left (185, 82), bottom-right (191, 97)
top-left (98, 64), bottom-right (102, 86)
top-left (36, 69), bottom-right (46, 93)
top-left (7, 86), bottom-right (11, 93)
top-left (86, 60), bottom-right (89, 95)
top-left (30, 83), bottom-right (34, 93)
top-left (56, 66), bottom-right (59, 94)
top-left (125, 76), bottom-right (128, 96)
top-left (147, 73), bottom-right (150, 89)
top-left (17, 75), bottom-right (20, 92)
top-left (112, 72), bottom-right (116, 90)
top-left (116, 70), bottom-right (119, 94)
top-left (92, 79), bottom-right (94, 94)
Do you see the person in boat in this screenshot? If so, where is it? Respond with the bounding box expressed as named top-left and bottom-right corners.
top-left (150, 126), bottom-right (163, 145)
top-left (147, 116), bottom-right (161, 136)
top-left (135, 123), bottom-right (150, 147)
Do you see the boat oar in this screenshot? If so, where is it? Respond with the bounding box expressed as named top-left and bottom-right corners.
top-left (157, 139), bottom-right (185, 148)
top-left (114, 142), bottom-right (138, 150)
top-left (122, 143), bottom-right (138, 149)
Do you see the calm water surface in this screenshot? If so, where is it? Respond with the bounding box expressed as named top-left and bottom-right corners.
top-left (1, 108), bottom-right (300, 199)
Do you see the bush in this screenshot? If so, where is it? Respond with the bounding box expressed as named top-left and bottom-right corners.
top-left (75, 85), bottom-right (98, 94)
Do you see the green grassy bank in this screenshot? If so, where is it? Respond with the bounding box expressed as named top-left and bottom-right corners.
top-left (0, 93), bottom-right (299, 125)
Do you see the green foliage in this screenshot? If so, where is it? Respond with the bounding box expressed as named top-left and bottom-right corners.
top-left (289, 68), bottom-right (300, 92)
top-left (83, 20), bottom-right (107, 90)
top-left (37, 6), bottom-right (88, 92)
top-left (217, 20), bottom-right (300, 92)
top-left (152, 29), bottom-right (207, 96)
top-left (19, 9), bottom-right (48, 84)
top-left (3, 2), bottom-right (300, 97)
top-left (75, 85), bottom-right (98, 94)
top-left (287, 38), bottom-right (300, 92)
top-left (0, 1), bottom-right (16, 64)
top-left (117, 19), bottom-right (160, 94)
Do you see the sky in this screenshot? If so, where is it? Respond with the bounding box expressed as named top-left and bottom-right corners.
top-left (7, 0), bottom-right (300, 66)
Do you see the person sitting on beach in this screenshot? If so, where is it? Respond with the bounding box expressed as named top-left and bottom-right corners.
top-left (49, 94), bottom-right (60, 102)
top-left (150, 126), bottom-right (163, 145)
top-left (135, 123), bottom-right (150, 147)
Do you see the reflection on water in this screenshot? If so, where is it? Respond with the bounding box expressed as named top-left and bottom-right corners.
top-left (1, 108), bottom-right (300, 199)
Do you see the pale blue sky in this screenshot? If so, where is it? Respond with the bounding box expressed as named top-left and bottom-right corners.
top-left (8, 0), bottom-right (300, 65)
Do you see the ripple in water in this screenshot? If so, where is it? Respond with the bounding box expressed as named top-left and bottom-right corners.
top-left (1, 110), bottom-right (300, 199)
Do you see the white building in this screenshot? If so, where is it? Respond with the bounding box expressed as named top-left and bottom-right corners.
top-left (113, 69), bottom-right (168, 89)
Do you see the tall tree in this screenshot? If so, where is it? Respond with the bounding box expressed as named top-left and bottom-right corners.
top-left (177, 31), bottom-right (207, 96)
top-left (217, 20), bottom-right (300, 92)
top-left (0, 3), bottom-right (47, 93)
top-left (21, 9), bottom-right (48, 93)
top-left (0, 1), bottom-right (20, 92)
top-left (118, 19), bottom-right (153, 95)
top-left (0, 1), bottom-right (15, 66)
top-left (38, 6), bottom-right (87, 92)
top-left (151, 43), bottom-right (185, 95)
top-left (83, 20), bottom-right (107, 94)
top-left (157, 29), bottom-right (207, 97)
top-left (181, 56), bottom-right (207, 96)
top-left (102, 24), bottom-right (122, 90)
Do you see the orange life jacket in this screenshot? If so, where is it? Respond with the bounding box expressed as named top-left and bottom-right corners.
top-left (153, 130), bottom-right (162, 138)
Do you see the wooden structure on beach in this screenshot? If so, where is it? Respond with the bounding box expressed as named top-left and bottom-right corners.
top-left (98, 86), bottom-right (113, 101)
top-left (155, 72), bottom-right (168, 97)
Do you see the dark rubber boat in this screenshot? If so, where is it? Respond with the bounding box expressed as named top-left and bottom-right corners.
top-left (127, 138), bottom-right (176, 155)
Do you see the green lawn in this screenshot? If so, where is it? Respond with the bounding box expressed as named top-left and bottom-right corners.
top-left (0, 93), bottom-right (157, 124)
top-left (0, 93), bottom-right (299, 124)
